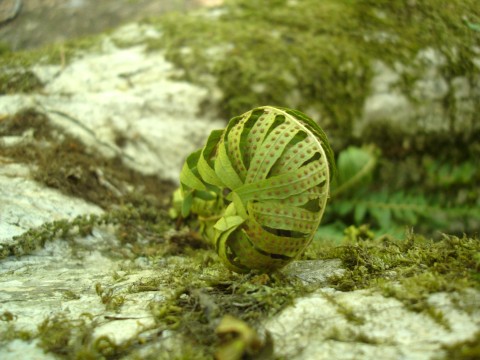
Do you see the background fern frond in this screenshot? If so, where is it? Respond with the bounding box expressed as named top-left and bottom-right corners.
top-left (319, 146), bottom-right (480, 240)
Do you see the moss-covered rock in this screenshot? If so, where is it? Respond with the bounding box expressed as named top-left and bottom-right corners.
top-left (1, 3), bottom-right (479, 359)
top-left (149, 0), bottom-right (480, 153)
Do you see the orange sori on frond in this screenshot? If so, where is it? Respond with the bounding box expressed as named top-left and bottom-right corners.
top-left (176, 106), bottom-right (335, 273)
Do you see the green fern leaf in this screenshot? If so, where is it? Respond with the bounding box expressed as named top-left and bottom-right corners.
top-left (174, 106), bottom-right (334, 273)
top-left (331, 146), bottom-right (377, 198)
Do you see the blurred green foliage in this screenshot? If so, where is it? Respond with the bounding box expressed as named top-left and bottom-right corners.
top-left (152, 0), bottom-right (480, 150)
top-left (149, 0), bottom-right (480, 241)
top-left (318, 146), bottom-right (480, 241)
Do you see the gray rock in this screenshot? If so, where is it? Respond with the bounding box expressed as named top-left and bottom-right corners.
top-left (266, 288), bottom-right (480, 360)
top-left (356, 48), bottom-right (480, 137)
top-left (282, 259), bottom-right (345, 286)
top-left (0, 162), bottom-right (103, 244)
top-left (1, 28), bottom-right (224, 183)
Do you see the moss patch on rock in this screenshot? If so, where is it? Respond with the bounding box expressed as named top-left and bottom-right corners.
top-left (148, 0), bottom-right (480, 151)
top-left (310, 230), bottom-right (480, 312)
top-left (3, 217), bottom-right (311, 358)
top-left (441, 330), bottom-right (480, 360)
top-left (0, 69), bottom-right (43, 94)
top-left (0, 108), bottom-right (176, 259)
top-left (4, 205), bottom-right (477, 358)
top-left (1, 3), bottom-right (479, 358)
top-left (0, 109), bottom-right (175, 210)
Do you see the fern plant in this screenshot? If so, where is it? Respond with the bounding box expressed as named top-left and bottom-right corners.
top-left (172, 106), bottom-right (335, 273)
top-left (319, 145), bottom-right (480, 240)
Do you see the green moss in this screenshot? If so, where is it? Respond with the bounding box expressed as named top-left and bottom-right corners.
top-left (0, 47), bottom-right (54, 70)
top-left (321, 291), bottom-right (366, 325)
top-left (0, 110), bottom-right (175, 210)
top-left (0, 202), bottom-right (176, 260)
top-left (313, 232), bottom-right (480, 313)
top-left (95, 283), bottom-right (126, 312)
top-left (36, 314), bottom-right (129, 358)
top-left (155, 271), bottom-right (309, 358)
top-left (324, 326), bottom-right (381, 345)
top-left (0, 69), bottom-right (43, 94)
top-left (0, 324), bottom-right (33, 344)
top-left (145, 0), bottom-right (479, 151)
top-left (114, 251), bottom-right (311, 358)
top-left (61, 290), bottom-right (81, 301)
top-left (150, 0), bottom-right (372, 144)
top-left (4, 217), bottom-right (86, 259)
top-left (440, 330), bottom-right (480, 360)
top-left (0, 311), bottom-right (16, 322)
top-left (0, 26), bottom-right (112, 67)
top-left (0, 41), bottom-right (11, 55)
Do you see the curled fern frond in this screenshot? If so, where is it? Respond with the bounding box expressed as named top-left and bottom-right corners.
top-left (175, 106), bottom-right (334, 273)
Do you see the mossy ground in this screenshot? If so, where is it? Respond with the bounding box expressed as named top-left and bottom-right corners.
top-left (309, 229), bottom-right (480, 296)
top-left (0, 109), bottom-right (175, 211)
top-left (0, 108), bottom-right (308, 358)
top-left (3, 108), bottom-right (475, 358)
top-left (2, 216), bottom-right (478, 358)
